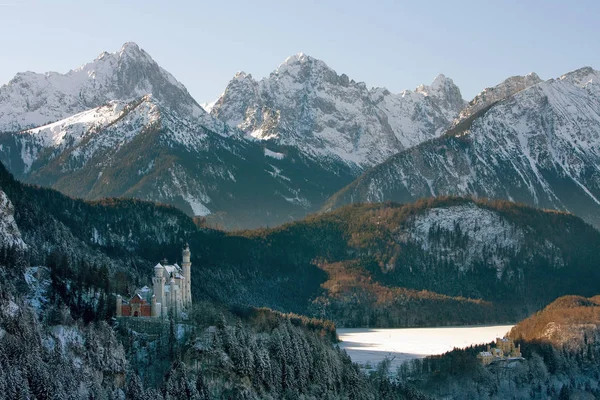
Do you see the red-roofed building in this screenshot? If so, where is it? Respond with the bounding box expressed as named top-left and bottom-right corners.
top-left (117, 293), bottom-right (152, 317)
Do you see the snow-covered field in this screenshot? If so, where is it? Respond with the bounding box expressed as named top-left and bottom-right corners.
top-left (338, 325), bottom-right (514, 371)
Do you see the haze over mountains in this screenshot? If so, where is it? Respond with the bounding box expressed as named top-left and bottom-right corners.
top-left (0, 42), bottom-right (599, 229)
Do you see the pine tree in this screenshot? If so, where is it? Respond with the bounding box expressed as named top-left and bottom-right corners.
top-left (126, 372), bottom-right (145, 400)
top-left (195, 371), bottom-right (210, 400)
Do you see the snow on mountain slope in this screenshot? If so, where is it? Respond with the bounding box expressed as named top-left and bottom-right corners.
top-left (452, 72), bottom-right (543, 127)
top-left (0, 190), bottom-right (26, 250)
top-left (0, 94), bottom-right (355, 229)
top-left (325, 67), bottom-right (600, 229)
top-left (0, 44), bottom-right (362, 228)
top-left (210, 53), bottom-right (466, 167)
top-left (408, 204), bottom-right (527, 276)
top-left (23, 101), bottom-right (127, 148)
top-left (0, 42), bottom-right (226, 136)
top-left (9, 95), bottom-right (179, 175)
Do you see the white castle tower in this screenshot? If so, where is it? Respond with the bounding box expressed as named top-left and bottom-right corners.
top-left (168, 276), bottom-right (180, 319)
top-left (152, 263), bottom-right (166, 317)
top-left (182, 243), bottom-right (192, 307)
top-left (116, 295), bottom-right (122, 317)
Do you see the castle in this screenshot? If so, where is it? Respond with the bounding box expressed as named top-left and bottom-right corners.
top-left (116, 244), bottom-right (193, 319)
top-left (477, 337), bottom-right (522, 365)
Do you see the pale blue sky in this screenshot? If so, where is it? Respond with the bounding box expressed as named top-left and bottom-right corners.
top-left (0, 0), bottom-right (598, 103)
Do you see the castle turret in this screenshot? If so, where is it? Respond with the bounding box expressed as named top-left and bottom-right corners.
top-left (168, 276), bottom-right (180, 319)
top-left (152, 262), bottom-right (166, 306)
top-left (116, 295), bottom-right (122, 317)
top-left (182, 243), bottom-right (192, 307)
top-left (151, 294), bottom-right (161, 318)
top-left (165, 280), bottom-right (172, 318)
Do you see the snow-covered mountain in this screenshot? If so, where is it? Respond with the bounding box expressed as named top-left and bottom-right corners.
top-left (209, 53), bottom-right (466, 167)
top-left (4, 43), bottom-right (598, 230)
top-left (0, 42), bottom-right (227, 135)
top-left (325, 67), bottom-right (600, 229)
top-left (451, 72), bottom-right (543, 127)
top-left (0, 44), bottom-right (361, 229)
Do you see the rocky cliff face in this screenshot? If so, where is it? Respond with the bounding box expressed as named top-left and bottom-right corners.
top-left (210, 53), bottom-right (466, 167)
top-left (0, 190), bottom-right (26, 250)
top-left (325, 67), bottom-right (600, 229)
top-left (452, 72), bottom-right (543, 126)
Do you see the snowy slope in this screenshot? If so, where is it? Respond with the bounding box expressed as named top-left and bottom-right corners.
top-left (0, 44), bottom-right (363, 228)
top-left (0, 42), bottom-right (226, 136)
top-left (325, 67), bottom-right (600, 229)
top-left (451, 72), bottom-right (542, 127)
top-left (0, 190), bottom-right (26, 250)
top-left (406, 203), bottom-right (566, 278)
top-left (210, 53), bottom-right (466, 167)
top-left (0, 92), bottom-right (356, 228)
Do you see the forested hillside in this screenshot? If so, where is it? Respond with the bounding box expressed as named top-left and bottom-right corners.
top-left (0, 256), bottom-right (424, 398)
top-left (397, 295), bottom-right (600, 399)
top-left (509, 295), bottom-right (600, 350)
top-left (190, 197), bottom-right (600, 326)
top-left (2, 160), bottom-right (600, 327)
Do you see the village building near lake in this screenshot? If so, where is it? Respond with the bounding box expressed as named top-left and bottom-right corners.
top-left (115, 244), bottom-right (193, 319)
top-left (477, 337), bottom-right (523, 365)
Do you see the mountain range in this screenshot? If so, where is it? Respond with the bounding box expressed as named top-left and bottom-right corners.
top-left (325, 67), bottom-right (600, 229)
top-left (2, 41), bottom-right (600, 400)
top-left (208, 53), bottom-right (465, 166)
top-left (0, 43), bottom-right (465, 229)
top-left (0, 42), bottom-right (598, 230)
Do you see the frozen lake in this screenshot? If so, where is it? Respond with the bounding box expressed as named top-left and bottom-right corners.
top-left (338, 325), bottom-right (514, 371)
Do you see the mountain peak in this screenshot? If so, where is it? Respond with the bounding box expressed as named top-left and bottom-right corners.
top-left (416, 74), bottom-right (457, 93)
top-left (282, 52), bottom-right (311, 64)
top-left (275, 53), bottom-right (332, 77)
top-left (431, 73), bottom-right (449, 87)
top-left (559, 66), bottom-right (599, 87)
top-left (0, 42), bottom-right (207, 132)
top-left (85, 42), bottom-right (153, 69)
top-left (233, 71), bottom-right (253, 81)
top-left (414, 74), bottom-right (465, 116)
top-left (115, 41), bottom-right (154, 65)
top-left (452, 72), bottom-right (543, 127)
top-left (120, 41), bottom-right (141, 53)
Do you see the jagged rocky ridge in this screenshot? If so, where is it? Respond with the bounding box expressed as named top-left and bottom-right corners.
top-left (210, 53), bottom-right (466, 167)
top-left (0, 44), bottom-right (364, 229)
top-left (325, 67), bottom-right (600, 229)
top-left (0, 42), bottom-right (222, 134)
top-left (451, 72), bottom-right (543, 127)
